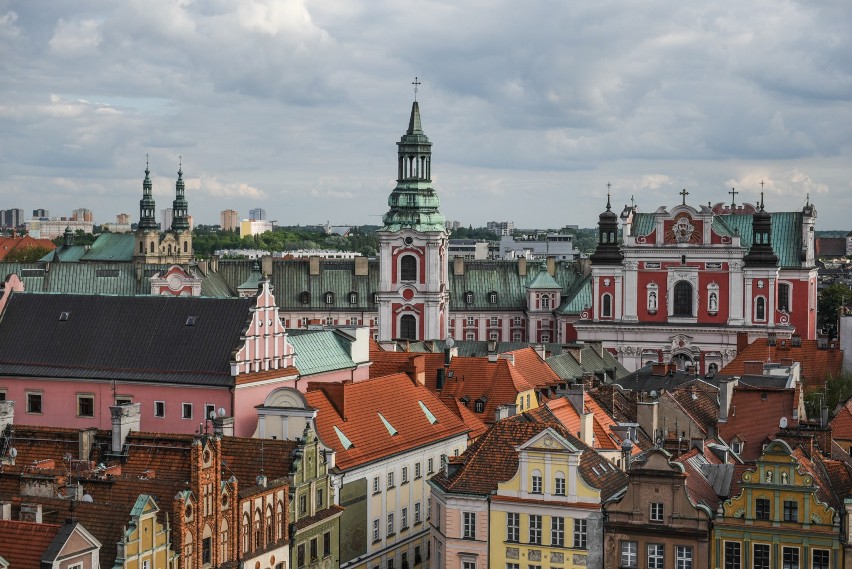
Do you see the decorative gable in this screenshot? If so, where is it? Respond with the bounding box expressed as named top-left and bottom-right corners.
top-left (232, 278), bottom-right (296, 376)
top-left (149, 264), bottom-right (202, 296)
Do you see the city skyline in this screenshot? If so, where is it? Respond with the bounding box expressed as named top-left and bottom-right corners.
top-left (1, 2), bottom-right (850, 229)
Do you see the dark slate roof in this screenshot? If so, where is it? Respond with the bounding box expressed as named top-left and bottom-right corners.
top-left (0, 293), bottom-right (254, 385)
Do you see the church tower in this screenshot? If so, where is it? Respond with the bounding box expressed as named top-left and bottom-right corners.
top-left (589, 188), bottom-right (624, 322)
top-left (134, 159), bottom-right (160, 261)
top-left (167, 163), bottom-right (193, 262)
top-left (742, 191), bottom-right (779, 328)
top-left (377, 96), bottom-right (449, 342)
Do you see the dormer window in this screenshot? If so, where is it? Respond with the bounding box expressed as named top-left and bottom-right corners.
top-left (324, 292), bottom-right (334, 304)
top-left (464, 291), bottom-right (474, 304)
top-left (300, 291), bottom-right (311, 304)
top-left (488, 291), bottom-right (498, 304)
top-left (372, 292), bottom-right (379, 305)
top-left (349, 291), bottom-right (358, 304)
top-left (474, 399), bottom-right (485, 413)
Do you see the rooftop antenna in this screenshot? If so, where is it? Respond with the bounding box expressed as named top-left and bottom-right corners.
top-left (412, 76), bottom-right (421, 101)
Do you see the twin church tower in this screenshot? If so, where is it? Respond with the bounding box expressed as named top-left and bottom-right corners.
top-left (133, 159), bottom-right (193, 265)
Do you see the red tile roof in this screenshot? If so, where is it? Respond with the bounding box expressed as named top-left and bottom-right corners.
top-left (305, 374), bottom-right (470, 470)
top-left (830, 399), bottom-right (852, 440)
top-left (0, 236), bottom-right (56, 261)
top-left (0, 519), bottom-right (61, 568)
top-left (718, 386), bottom-right (799, 461)
top-left (721, 337), bottom-right (843, 393)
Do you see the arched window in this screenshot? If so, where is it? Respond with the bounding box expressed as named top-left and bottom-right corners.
top-left (266, 505), bottom-right (274, 545)
top-left (400, 314), bottom-right (417, 340)
top-left (673, 281), bottom-right (693, 316)
top-left (324, 292), bottom-right (334, 304)
top-left (184, 531), bottom-right (194, 566)
top-left (254, 508), bottom-right (262, 549)
top-left (778, 282), bottom-right (791, 312)
top-left (300, 291), bottom-right (310, 304)
top-left (220, 519), bottom-right (229, 562)
top-left (277, 500), bottom-right (286, 541)
top-left (139, 241), bottom-right (144, 254)
top-left (464, 291), bottom-right (474, 304)
top-left (149, 241), bottom-right (155, 254)
top-left (474, 399), bottom-right (485, 413)
top-left (755, 296), bottom-right (766, 321)
top-left (554, 471), bottom-right (566, 496)
top-left (601, 294), bottom-right (612, 317)
top-left (400, 255), bottom-right (417, 281)
top-left (183, 240), bottom-right (188, 253)
top-left (349, 291), bottom-right (358, 304)
top-left (541, 295), bottom-right (550, 310)
top-left (242, 513), bottom-right (250, 553)
top-left (489, 291), bottom-right (498, 304)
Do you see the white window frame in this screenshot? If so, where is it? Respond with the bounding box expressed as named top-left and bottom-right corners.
top-left (554, 474), bottom-right (566, 496)
top-left (372, 476), bottom-right (380, 494)
top-left (387, 513), bottom-right (394, 535)
top-left (463, 511), bottom-right (476, 539)
top-left (401, 507), bottom-right (408, 529)
top-left (402, 466), bottom-right (408, 484)
top-left (573, 518), bottom-right (587, 549)
top-left (531, 472), bottom-right (542, 494)
top-left (372, 519), bottom-right (380, 542)
top-left (650, 502), bottom-right (664, 522)
top-left (26, 391), bottom-right (43, 414)
top-left (528, 514), bottom-right (542, 544)
top-left (676, 545), bottom-right (693, 569)
top-left (387, 471), bottom-right (395, 488)
top-left (648, 544), bottom-right (664, 569)
top-left (154, 400), bottom-right (166, 418)
top-left (414, 501), bottom-right (421, 524)
top-left (621, 541), bottom-right (637, 568)
top-left (182, 402), bottom-right (193, 419)
top-left (550, 516), bottom-right (564, 547)
top-left (506, 512), bottom-right (519, 542)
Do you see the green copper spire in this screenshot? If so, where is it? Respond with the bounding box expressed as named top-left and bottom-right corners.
top-left (138, 156), bottom-right (158, 231)
top-left (382, 100), bottom-right (446, 232)
top-left (171, 158), bottom-right (190, 231)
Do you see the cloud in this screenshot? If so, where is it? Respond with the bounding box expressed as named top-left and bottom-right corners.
top-left (49, 18), bottom-right (102, 56)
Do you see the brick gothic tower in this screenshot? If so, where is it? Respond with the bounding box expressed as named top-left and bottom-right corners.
top-left (377, 99), bottom-right (449, 342)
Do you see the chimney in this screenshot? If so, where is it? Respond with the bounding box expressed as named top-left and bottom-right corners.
top-left (487, 354), bottom-right (499, 363)
top-left (453, 257), bottom-right (464, 276)
top-left (567, 384), bottom-right (585, 415)
top-left (407, 355), bottom-right (426, 387)
top-left (499, 353), bottom-right (516, 366)
top-left (316, 382), bottom-right (349, 420)
top-left (0, 502), bottom-right (10, 520)
top-left (20, 503), bottom-right (42, 523)
top-left (355, 256), bottom-right (369, 276)
top-left (110, 403), bottom-right (141, 454)
top-left (444, 346), bottom-right (454, 367)
top-left (546, 256), bottom-right (556, 275)
top-left (743, 361), bottom-right (765, 375)
top-left (0, 400), bottom-right (14, 432)
top-left (718, 378), bottom-right (738, 422)
top-left (581, 372), bottom-right (596, 389)
top-left (309, 256), bottom-right (320, 276)
top-left (494, 404), bottom-right (517, 422)
top-left (518, 256), bottom-right (527, 277)
top-left (213, 416), bottom-right (235, 437)
top-left (636, 401), bottom-right (659, 443)
top-left (580, 412), bottom-right (594, 446)
top-left (737, 332), bottom-right (749, 353)
top-left (261, 255), bottom-right (273, 277)
top-left (78, 428), bottom-right (97, 461)
top-left (621, 439), bottom-right (634, 471)
top-left (436, 368), bottom-right (445, 391)
top-left (532, 344), bottom-right (546, 360)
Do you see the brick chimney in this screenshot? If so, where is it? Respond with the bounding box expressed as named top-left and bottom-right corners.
top-left (407, 355), bottom-right (426, 387)
top-left (743, 361), bottom-right (765, 375)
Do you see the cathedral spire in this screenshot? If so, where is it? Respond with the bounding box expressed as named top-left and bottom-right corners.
top-left (138, 156), bottom-right (158, 231)
top-left (171, 157), bottom-right (190, 231)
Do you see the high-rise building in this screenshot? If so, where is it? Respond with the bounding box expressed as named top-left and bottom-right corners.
top-left (161, 208), bottom-right (173, 231)
top-left (220, 209), bottom-right (239, 231)
top-left (487, 220), bottom-right (514, 235)
top-left (32, 208), bottom-right (49, 218)
top-left (71, 208), bottom-right (93, 222)
top-left (0, 209), bottom-right (24, 229)
top-left (249, 208), bottom-right (267, 221)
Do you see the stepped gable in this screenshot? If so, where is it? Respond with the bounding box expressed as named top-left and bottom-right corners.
top-left (305, 373), bottom-right (469, 470)
top-left (0, 293), bottom-right (254, 385)
top-left (721, 337), bottom-right (842, 394)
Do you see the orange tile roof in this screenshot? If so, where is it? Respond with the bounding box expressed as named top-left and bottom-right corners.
top-left (718, 386), bottom-right (799, 461)
top-left (721, 337), bottom-right (843, 393)
top-left (830, 399), bottom-right (852, 440)
top-left (305, 374), bottom-right (470, 470)
top-left (0, 236), bottom-right (56, 261)
top-left (0, 519), bottom-right (61, 568)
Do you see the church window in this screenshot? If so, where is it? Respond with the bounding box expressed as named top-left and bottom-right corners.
top-left (300, 291), bottom-right (310, 304)
top-left (755, 296), bottom-right (766, 321)
top-left (601, 294), bottom-right (612, 318)
top-left (183, 241), bottom-right (188, 253)
top-left (401, 255), bottom-right (417, 281)
top-left (673, 281), bottom-right (693, 316)
top-left (778, 283), bottom-right (791, 312)
top-left (149, 242), bottom-right (155, 254)
top-left (139, 242), bottom-right (143, 254)
top-left (266, 505), bottom-right (274, 544)
top-left (254, 508), bottom-right (262, 549)
top-left (400, 314), bottom-right (417, 340)
top-left (324, 292), bottom-right (334, 304)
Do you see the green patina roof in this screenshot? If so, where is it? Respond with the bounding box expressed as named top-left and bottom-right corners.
top-left (525, 264), bottom-right (562, 289)
top-left (631, 211), bottom-right (804, 268)
top-left (546, 346), bottom-right (630, 382)
top-left (237, 262), bottom-right (264, 291)
top-left (450, 260), bottom-right (582, 310)
top-left (287, 329), bottom-right (356, 376)
top-left (199, 270), bottom-right (235, 298)
top-left (39, 245), bottom-right (87, 263)
top-left (80, 233), bottom-right (136, 262)
top-left (558, 275), bottom-right (592, 315)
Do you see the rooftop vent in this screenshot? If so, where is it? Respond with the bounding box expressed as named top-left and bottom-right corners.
top-left (186, 316), bottom-right (198, 326)
top-left (59, 312), bottom-right (70, 321)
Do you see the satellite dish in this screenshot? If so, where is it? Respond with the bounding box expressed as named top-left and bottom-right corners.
top-left (81, 493), bottom-right (93, 502)
top-left (650, 390), bottom-right (658, 398)
top-left (446, 337), bottom-right (455, 348)
top-left (218, 407), bottom-right (227, 418)
top-left (9, 447), bottom-right (17, 458)
top-left (209, 410), bottom-right (216, 420)
top-left (780, 416), bottom-right (788, 428)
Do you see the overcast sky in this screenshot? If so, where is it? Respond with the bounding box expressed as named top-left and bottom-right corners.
top-left (1, 1), bottom-right (850, 230)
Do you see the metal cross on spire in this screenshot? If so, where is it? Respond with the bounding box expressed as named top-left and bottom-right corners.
top-left (679, 188), bottom-right (689, 205)
top-left (729, 187), bottom-right (738, 208)
top-left (606, 182), bottom-right (612, 210)
top-left (412, 77), bottom-right (421, 101)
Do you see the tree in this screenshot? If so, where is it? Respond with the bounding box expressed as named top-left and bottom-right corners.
top-left (4, 245), bottom-right (53, 263)
top-left (817, 283), bottom-right (852, 338)
top-left (805, 371), bottom-right (852, 419)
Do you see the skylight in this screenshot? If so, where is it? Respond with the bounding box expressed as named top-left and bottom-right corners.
top-left (333, 425), bottom-right (354, 449)
top-left (378, 412), bottom-right (398, 436)
top-left (418, 400), bottom-right (438, 424)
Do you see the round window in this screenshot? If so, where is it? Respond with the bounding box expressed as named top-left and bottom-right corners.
top-left (404, 236), bottom-right (414, 245)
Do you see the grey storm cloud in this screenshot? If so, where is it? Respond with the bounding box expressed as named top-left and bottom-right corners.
top-left (0, 0), bottom-right (850, 229)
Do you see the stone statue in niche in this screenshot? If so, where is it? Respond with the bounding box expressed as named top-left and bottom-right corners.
top-left (648, 291), bottom-right (657, 311)
top-left (709, 292), bottom-right (718, 312)
top-left (766, 470), bottom-right (773, 483)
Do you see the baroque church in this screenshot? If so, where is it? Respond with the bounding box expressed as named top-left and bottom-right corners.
top-left (0, 98), bottom-right (819, 374)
